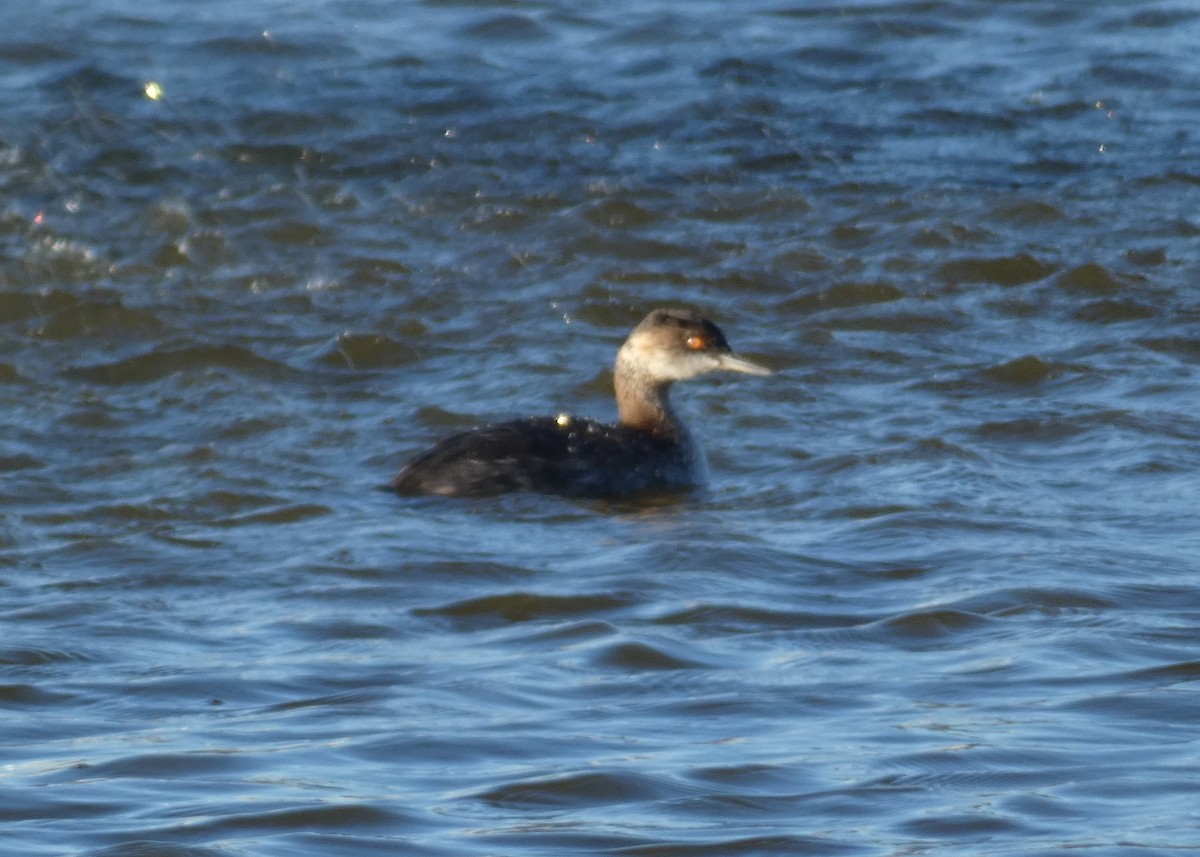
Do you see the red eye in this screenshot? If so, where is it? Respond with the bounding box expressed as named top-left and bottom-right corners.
top-left (686, 335), bottom-right (706, 350)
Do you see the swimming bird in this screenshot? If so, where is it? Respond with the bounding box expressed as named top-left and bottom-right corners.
top-left (391, 308), bottom-right (770, 498)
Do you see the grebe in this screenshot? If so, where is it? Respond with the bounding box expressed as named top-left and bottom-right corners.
top-left (390, 308), bottom-right (771, 498)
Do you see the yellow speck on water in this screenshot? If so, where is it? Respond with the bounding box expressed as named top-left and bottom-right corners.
top-left (556, 414), bottom-right (571, 427)
top-left (144, 81), bottom-right (164, 101)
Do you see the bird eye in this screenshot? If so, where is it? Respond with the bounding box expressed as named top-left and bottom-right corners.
top-left (686, 335), bottom-right (706, 350)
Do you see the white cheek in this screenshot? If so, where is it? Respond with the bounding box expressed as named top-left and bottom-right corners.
top-left (642, 348), bottom-right (716, 380)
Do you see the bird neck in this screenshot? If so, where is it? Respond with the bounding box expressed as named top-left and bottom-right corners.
top-left (614, 355), bottom-right (683, 439)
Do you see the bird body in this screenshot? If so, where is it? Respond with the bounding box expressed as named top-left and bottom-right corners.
top-left (391, 308), bottom-right (769, 498)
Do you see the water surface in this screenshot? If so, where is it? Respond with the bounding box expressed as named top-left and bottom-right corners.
top-left (3, 1), bottom-right (1200, 855)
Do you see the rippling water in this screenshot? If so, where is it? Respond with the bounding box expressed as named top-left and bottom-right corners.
top-left (4, 1), bottom-right (1200, 854)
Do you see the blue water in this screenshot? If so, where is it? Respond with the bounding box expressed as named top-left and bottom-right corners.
top-left (2, 1), bottom-right (1199, 855)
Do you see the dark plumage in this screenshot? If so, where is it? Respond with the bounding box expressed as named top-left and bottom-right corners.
top-left (391, 416), bottom-right (685, 497)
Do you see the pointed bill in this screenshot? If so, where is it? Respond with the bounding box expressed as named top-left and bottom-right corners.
top-left (716, 353), bottom-right (772, 376)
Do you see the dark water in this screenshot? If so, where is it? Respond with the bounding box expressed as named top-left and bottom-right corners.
top-left (4, 0), bottom-right (1200, 854)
